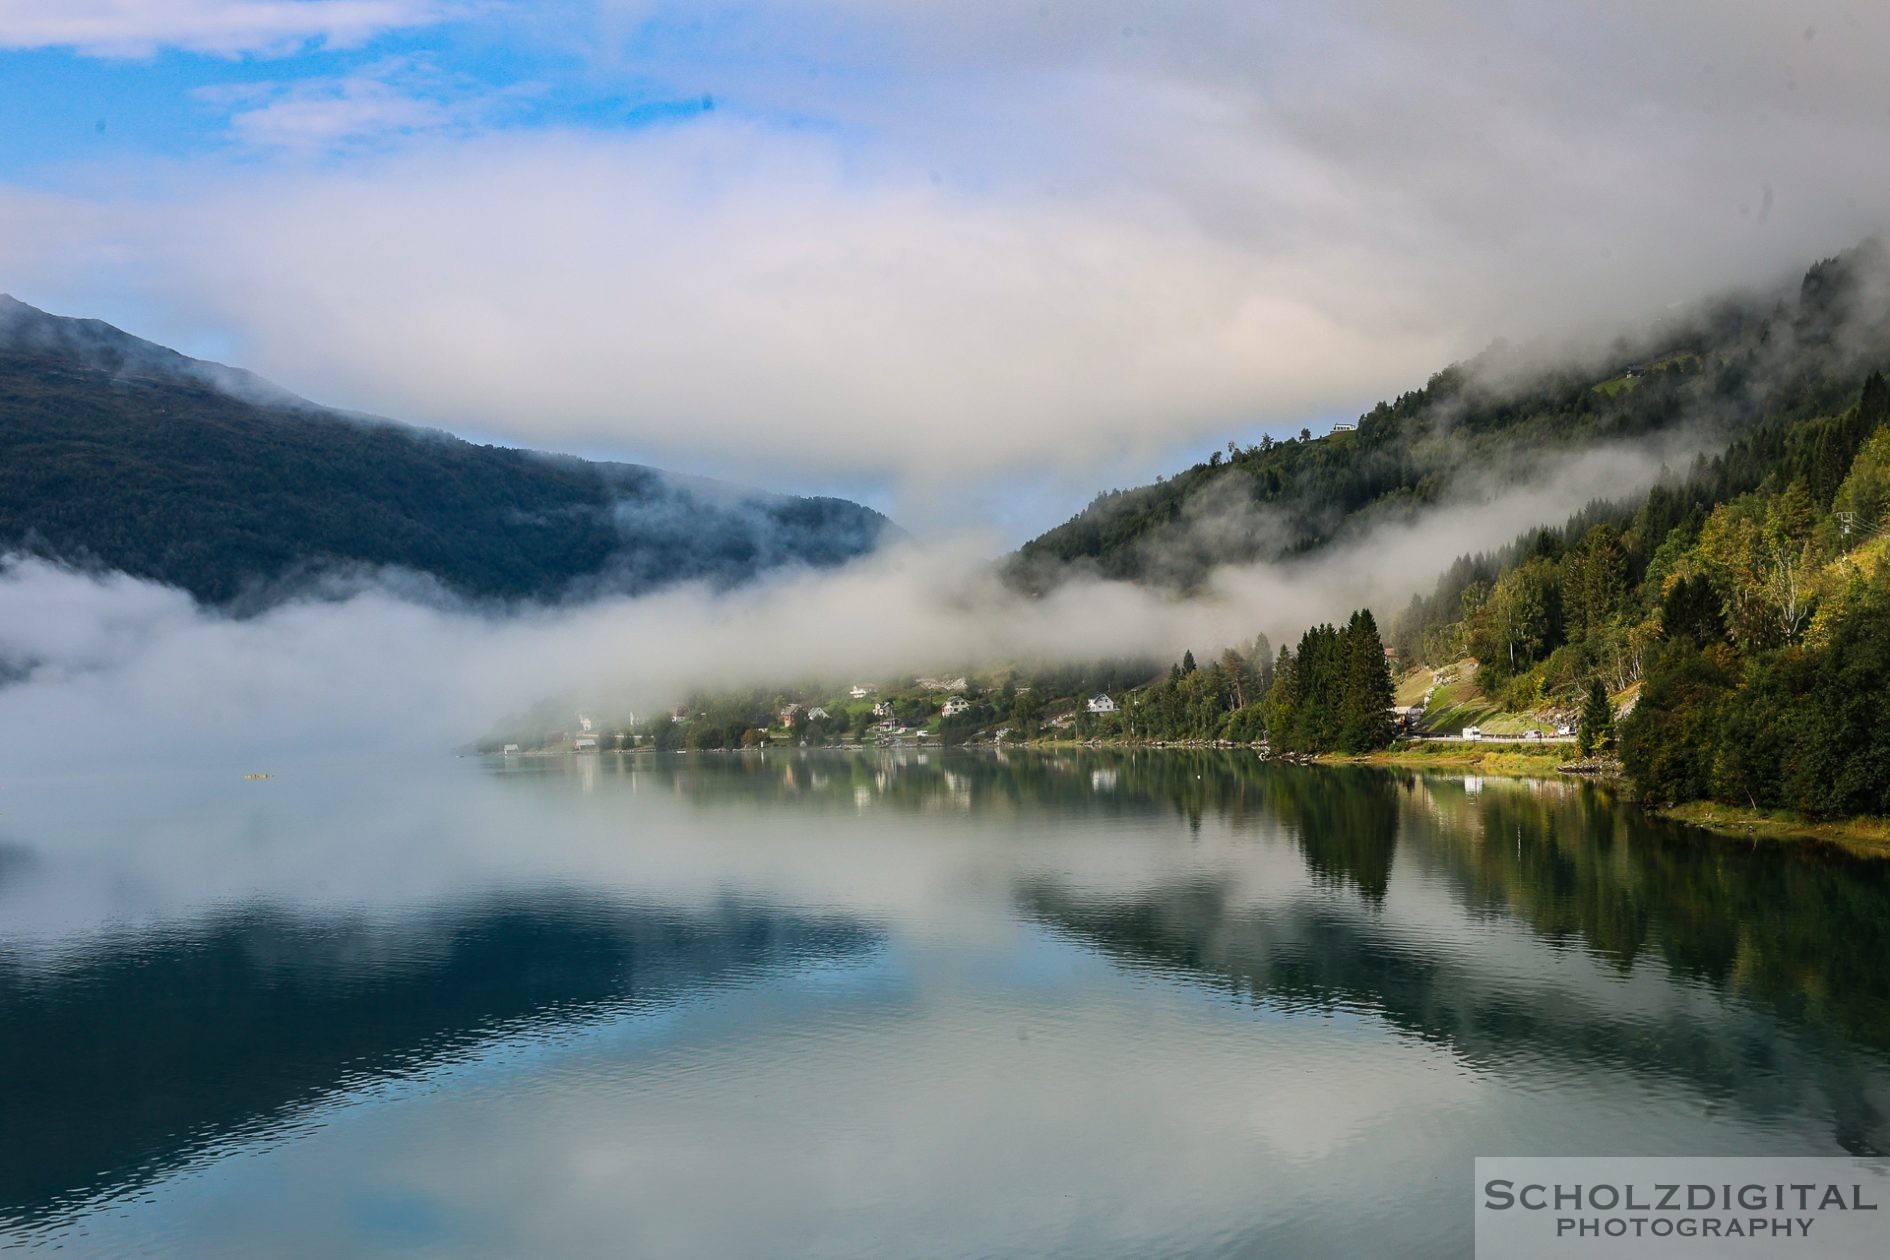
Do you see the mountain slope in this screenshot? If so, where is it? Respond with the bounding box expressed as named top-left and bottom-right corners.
top-left (1013, 242), bottom-right (1890, 589)
top-left (0, 296), bottom-right (890, 606)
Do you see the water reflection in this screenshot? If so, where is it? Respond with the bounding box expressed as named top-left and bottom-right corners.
top-left (2, 750), bottom-right (1888, 1256)
top-left (0, 894), bottom-right (877, 1230)
top-left (603, 750), bottom-right (1890, 1147)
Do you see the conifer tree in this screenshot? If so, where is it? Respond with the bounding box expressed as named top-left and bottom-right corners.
top-left (1660, 574), bottom-right (1725, 646)
top-left (1339, 609), bottom-right (1396, 752)
top-left (1579, 678), bottom-right (1615, 757)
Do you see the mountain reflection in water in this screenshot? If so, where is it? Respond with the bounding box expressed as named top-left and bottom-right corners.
top-left (0, 895), bottom-right (879, 1230)
top-left (1, 749), bottom-right (1886, 1257)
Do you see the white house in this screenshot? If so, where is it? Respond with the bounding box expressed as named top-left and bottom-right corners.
top-left (941, 697), bottom-right (971, 717)
top-left (501, 744), bottom-right (520, 755)
top-left (849, 684), bottom-right (874, 699)
top-left (1330, 421), bottom-right (1358, 434)
top-left (1086, 694), bottom-right (1118, 714)
top-left (1462, 725), bottom-right (1482, 742)
top-left (872, 700), bottom-right (894, 718)
top-left (807, 706), bottom-right (830, 720)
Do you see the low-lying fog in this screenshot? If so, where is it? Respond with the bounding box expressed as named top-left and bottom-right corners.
top-left (0, 431), bottom-right (1707, 772)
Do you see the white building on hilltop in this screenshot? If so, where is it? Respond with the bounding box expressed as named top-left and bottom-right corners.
top-left (941, 696), bottom-right (971, 717)
top-left (1086, 694), bottom-right (1118, 714)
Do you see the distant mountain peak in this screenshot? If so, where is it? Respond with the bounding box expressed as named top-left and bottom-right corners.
top-left (0, 293), bottom-right (310, 410)
top-left (0, 297), bottom-right (891, 607)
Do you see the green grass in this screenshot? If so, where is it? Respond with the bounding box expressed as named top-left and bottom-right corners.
top-left (1407, 659), bottom-right (1567, 737)
top-left (1659, 801), bottom-right (1890, 859)
top-left (1393, 667), bottom-right (1433, 707)
top-left (1415, 663), bottom-right (1506, 735)
top-left (1329, 744), bottom-right (1568, 773)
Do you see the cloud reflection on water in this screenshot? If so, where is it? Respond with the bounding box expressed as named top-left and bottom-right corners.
top-left (3, 751), bottom-right (1888, 1255)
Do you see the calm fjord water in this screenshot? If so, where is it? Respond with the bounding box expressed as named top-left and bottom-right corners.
top-left (2, 750), bottom-right (1887, 1257)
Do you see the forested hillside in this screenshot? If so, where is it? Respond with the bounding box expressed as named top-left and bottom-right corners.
top-left (1014, 242), bottom-right (1890, 590)
top-left (1374, 265), bottom-right (1890, 816)
top-left (0, 295), bottom-right (889, 606)
top-left (1380, 365), bottom-right (1890, 817)
top-left (1016, 242), bottom-right (1890, 815)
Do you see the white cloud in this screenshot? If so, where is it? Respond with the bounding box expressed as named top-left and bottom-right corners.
top-left (2, 0), bottom-right (1886, 503)
top-left (197, 57), bottom-right (499, 153)
top-left (0, 0), bottom-right (454, 57)
top-left (0, 124), bottom-right (1457, 494)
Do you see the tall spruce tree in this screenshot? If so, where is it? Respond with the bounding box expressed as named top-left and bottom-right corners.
top-left (1579, 678), bottom-right (1615, 757)
top-left (1340, 609), bottom-right (1397, 752)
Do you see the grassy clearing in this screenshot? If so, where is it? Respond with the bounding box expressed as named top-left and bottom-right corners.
top-left (1409, 658), bottom-right (1571, 737)
top-left (1393, 667), bottom-right (1433, 707)
top-left (1659, 801), bottom-right (1890, 859)
top-left (1416, 660), bottom-right (1509, 734)
top-left (1323, 743), bottom-right (1569, 774)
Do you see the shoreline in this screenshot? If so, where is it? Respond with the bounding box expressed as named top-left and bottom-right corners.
top-left (1652, 801), bottom-right (1890, 859)
top-left (488, 744), bottom-right (1890, 858)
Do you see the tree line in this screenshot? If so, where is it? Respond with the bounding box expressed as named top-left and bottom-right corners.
top-left (1390, 364), bottom-right (1890, 817)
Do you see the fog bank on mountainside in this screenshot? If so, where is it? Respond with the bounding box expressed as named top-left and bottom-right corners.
top-left (1014, 243), bottom-right (1890, 591)
top-left (0, 295), bottom-right (890, 607)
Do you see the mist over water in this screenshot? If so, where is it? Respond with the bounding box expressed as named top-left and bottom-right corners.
top-left (0, 416), bottom-right (1713, 766)
top-left (2, 750), bottom-right (1886, 1256)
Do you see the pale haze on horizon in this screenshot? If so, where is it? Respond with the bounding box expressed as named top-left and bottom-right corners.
top-left (0, 1), bottom-right (1886, 535)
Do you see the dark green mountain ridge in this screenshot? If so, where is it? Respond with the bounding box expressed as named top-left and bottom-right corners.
top-left (0, 294), bottom-right (891, 607)
top-left (1013, 242), bottom-right (1890, 590)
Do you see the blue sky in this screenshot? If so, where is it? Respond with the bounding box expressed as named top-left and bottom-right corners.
top-left (0, 8), bottom-right (736, 177)
top-left (1, 2), bottom-right (1883, 539)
